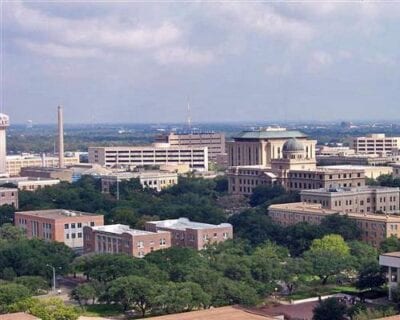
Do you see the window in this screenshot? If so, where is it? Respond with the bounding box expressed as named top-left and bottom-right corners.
top-left (71, 223), bottom-right (76, 229)
top-left (66, 234), bottom-right (70, 239)
top-left (78, 223), bottom-right (82, 228)
top-left (78, 233), bottom-right (82, 238)
top-left (90, 222), bottom-right (95, 227)
top-left (72, 233), bottom-right (76, 239)
top-left (160, 238), bottom-right (166, 246)
top-left (64, 224), bottom-right (69, 229)
top-left (137, 241), bottom-right (144, 248)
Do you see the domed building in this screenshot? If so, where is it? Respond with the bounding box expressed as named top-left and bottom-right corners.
top-left (282, 138), bottom-right (305, 159)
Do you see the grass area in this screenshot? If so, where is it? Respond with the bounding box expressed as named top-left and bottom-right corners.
top-left (288, 284), bottom-right (359, 301)
top-left (81, 304), bottom-right (124, 317)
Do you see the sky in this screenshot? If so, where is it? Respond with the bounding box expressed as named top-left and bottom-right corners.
top-left (2, 1), bottom-right (400, 124)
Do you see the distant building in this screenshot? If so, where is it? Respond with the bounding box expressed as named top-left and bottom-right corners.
top-left (322, 165), bottom-right (392, 180)
top-left (0, 113), bottom-right (10, 177)
top-left (0, 177), bottom-right (60, 191)
top-left (155, 131), bottom-right (226, 161)
top-left (227, 127), bottom-right (317, 167)
top-left (88, 144), bottom-right (208, 172)
top-left (83, 224), bottom-right (171, 258)
top-left (317, 153), bottom-right (400, 166)
top-left (145, 218), bottom-right (233, 250)
top-left (300, 186), bottom-right (400, 214)
top-left (269, 202), bottom-right (400, 247)
top-left (0, 187), bottom-right (18, 208)
top-left (20, 167), bottom-right (74, 182)
top-left (6, 153), bottom-right (80, 177)
top-left (101, 171), bottom-right (178, 193)
top-left (15, 209), bottom-right (104, 249)
top-left (352, 134), bottom-right (400, 155)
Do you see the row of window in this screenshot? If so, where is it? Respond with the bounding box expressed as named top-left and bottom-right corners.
top-left (64, 222), bottom-right (95, 229)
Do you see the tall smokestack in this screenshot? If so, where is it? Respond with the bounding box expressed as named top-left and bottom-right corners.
top-left (58, 105), bottom-right (65, 168)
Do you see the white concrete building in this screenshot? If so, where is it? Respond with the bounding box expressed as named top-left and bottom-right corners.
top-left (352, 134), bottom-right (400, 155)
top-left (379, 252), bottom-right (400, 300)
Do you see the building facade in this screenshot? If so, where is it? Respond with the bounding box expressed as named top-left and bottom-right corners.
top-left (268, 202), bottom-right (400, 247)
top-left (20, 167), bottom-right (74, 182)
top-left (6, 153), bottom-right (80, 177)
top-left (0, 177), bottom-right (60, 191)
top-left (101, 171), bottom-right (178, 193)
top-left (393, 163), bottom-right (400, 179)
top-left (155, 131), bottom-right (225, 161)
top-left (227, 128), bottom-right (317, 167)
top-left (351, 134), bottom-right (400, 155)
top-left (379, 252), bottom-right (400, 300)
top-left (0, 187), bottom-right (18, 208)
top-left (145, 218), bottom-right (233, 250)
top-left (15, 209), bottom-right (104, 249)
top-left (322, 165), bottom-right (392, 180)
top-left (300, 186), bottom-right (400, 214)
top-left (88, 144), bottom-right (208, 171)
top-left (83, 224), bottom-right (171, 258)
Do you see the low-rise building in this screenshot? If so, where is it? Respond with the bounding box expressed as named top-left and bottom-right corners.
top-left (392, 163), bottom-right (400, 179)
top-left (0, 187), bottom-right (18, 208)
top-left (301, 186), bottom-right (400, 214)
top-left (379, 252), bottom-right (400, 300)
top-left (0, 177), bottom-right (60, 191)
top-left (317, 154), bottom-right (400, 166)
top-left (268, 202), bottom-right (400, 247)
top-left (20, 167), bottom-right (74, 182)
top-left (6, 153), bottom-right (80, 177)
top-left (15, 209), bottom-right (104, 250)
top-left (88, 144), bottom-right (208, 171)
top-left (322, 165), bottom-right (392, 179)
top-left (83, 224), bottom-right (171, 258)
top-left (145, 218), bottom-right (233, 250)
top-left (101, 171), bottom-right (178, 193)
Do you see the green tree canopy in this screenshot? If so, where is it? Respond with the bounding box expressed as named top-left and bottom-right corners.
top-left (313, 298), bottom-right (347, 320)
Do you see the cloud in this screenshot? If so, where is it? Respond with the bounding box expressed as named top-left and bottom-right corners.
top-left (308, 51), bottom-right (333, 72)
top-left (16, 40), bottom-right (101, 58)
top-left (155, 47), bottom-right (215, 66)
top-left (214, 2), bottom-right (315, 41)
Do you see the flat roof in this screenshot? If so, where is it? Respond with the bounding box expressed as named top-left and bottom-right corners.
top-left (322, 165), bottom-right (392, 170)
top-left (91, 224), bottom-right (162, 236)
top-left (0, 313), bottom-right (39, 320)
top-left (147, 306), bottom-right (273, 320)
top-left (16, 209), bottom-right (101, 219)
top-left (148, 217), bottom-right (232, 230)
top-left (380, 252), bottom-right (400, 258)
top-left (21, 166), bottom-right (73, 173)
top-left (301, 186), bottom-right (399, 194)
top-left (0, 187), bottom-right (18, 192)
top-left (233, 130), bottom-right (307, 140)
top-left (269, 202), bottom-right (400, 223)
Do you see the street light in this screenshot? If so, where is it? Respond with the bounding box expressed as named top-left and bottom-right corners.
top-left (46, 264), bottom-right (61, 292)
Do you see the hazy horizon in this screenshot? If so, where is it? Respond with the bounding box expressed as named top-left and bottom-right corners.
top-left (3, 2), bottom-right (400, 124)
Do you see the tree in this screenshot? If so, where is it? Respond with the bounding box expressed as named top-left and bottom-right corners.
top-left (0, 224), bottom-right (25, 241)
top-left (9, 297), bottom-right (80, 320)
top-left (249, 185), bottom-right (286, 207)
top-left (380, 236), bottom-right (400, 253)
top-left (0, 283), bottom-right (31, 312)
top-left (280, 222), bottom-right (323, 256)
top-left (70, 283), bottom-right (97, 306)
top-left (107, 276), bottom-right (159, 316)
top-left (0, 206), bottom-right (16, 226)
top-left (348, 241), bottom-right (378, 270)
top-left (313, 298), bottom-right (347, 320)
top-left (320, 215), bottom-right (361, 241)
top-left (356, 262), bottom-right (385, 291)
top-left (304, 235), bottom-right (352, 285)
top-left (14, 276), bottom-right (49, 294)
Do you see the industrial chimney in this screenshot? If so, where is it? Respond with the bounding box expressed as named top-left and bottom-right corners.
top-left (58, 105), bottom-right (65, 168)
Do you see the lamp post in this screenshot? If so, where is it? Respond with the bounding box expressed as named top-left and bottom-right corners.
top-left (46, 264), bottom-right (61, 292)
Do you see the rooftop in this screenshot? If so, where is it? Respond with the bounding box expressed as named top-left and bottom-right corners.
top-left (380, 252), bottom-right (400, 258)
top-left (321, 165), bottom-right (392, 170)
top-left (269, 202), bottom-right (400, 223)
top-left (21, 166), bottom-right (73, 173)
top-left (0, 187), bottom-right (18, 192)
top-left (147, 306), bottom-right (273, 320)
top-left (91, 224), bottom-right (162, 236)
top-left (16, 209), bottom-right (101, 219)
top-left (301, 185), bottom-right (400, 194)
top-left (232, 129), bottom-right (308, 140)
top-left (0, 313), bottom-right (39, 320)
top-left (148, 217), bottom-right (232, 230)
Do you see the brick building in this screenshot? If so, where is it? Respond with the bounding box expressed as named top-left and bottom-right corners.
top-left (0, 187), bottom-right (18, 208)
top-left (300, 186), bottom-right (400, 214)
top-left (268, 202), bottom-right (400, 247)
top-left (145, 218), bottom-right (233, 250)
top-left (83, 224), bottom-right (171, 258)
top-left (15, 209), bottom-right (104, 249)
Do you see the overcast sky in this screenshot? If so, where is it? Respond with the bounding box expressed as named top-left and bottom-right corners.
top-left (2, 1), bottom-right (400, 124)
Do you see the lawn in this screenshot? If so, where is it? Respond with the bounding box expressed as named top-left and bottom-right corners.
top-left (287, 284), bottom-right (359, 301)
top-left (81, 304), bottom-right (124, 317)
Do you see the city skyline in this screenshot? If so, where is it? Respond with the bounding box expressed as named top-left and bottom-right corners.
top-left (3, 1), bottom-right (400, 124)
